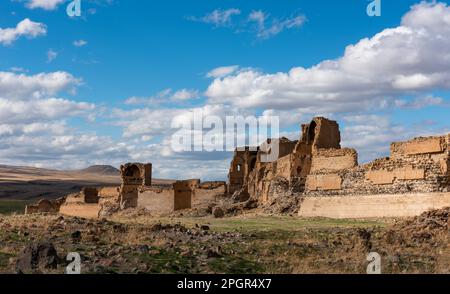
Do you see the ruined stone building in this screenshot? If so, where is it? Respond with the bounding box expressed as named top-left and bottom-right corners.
top-left (27, 162), bottom-right (226, 218)
top-left (228, 147), bottom-right (258, 195)
top-left (228, 117), bottom-right (450, 218)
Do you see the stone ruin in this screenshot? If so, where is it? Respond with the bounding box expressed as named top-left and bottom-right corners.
top-left (228, 117), bottom-right (342, 202)
top-left (25, 198), bottom-right (65, 215)
top-left (137, 180), bottom-right (227, 215)
top-left (227, 116), bottom-right (450, 218)
top-left (24, 116), bottom-right (449, 219)
top-left (26, 162), bottom-right (226, 218)
top-left (119, 163), bottom-right (152, 209)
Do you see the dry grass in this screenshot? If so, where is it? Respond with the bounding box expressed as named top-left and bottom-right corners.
top-left (0, 212), bottom-right (447, 274)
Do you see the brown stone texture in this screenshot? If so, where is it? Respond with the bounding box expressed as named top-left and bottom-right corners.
top-left (306, 117), bottom-right (341, 150)
top-left (305, 174), bottom-right (342, 191)
top-left (59, 203), bottom-right (101, 219)
top-left (227, 116), bottom-right (450, 215)
top-left (119, 163), bottom-right (152, 209)
top-left (310, 148), bottom-right (358, 173)
top-left (366, 170), bottom-right (395, 185)
top-left (25, 198), bottom-right (65, 215)
top-left (138, 179), bottom-right (201, 214)
top-left (173, 180), bottom-right (197, 211)
top-left (391, 136), bottom-right (446, 158)
top-left (81, 187), bottom-right (99, 204)
top-left (395, 166), bottom-right (426, 180)
top-left (298, 192), bottom-right (450, 219)
top-left (236, 117), bottom-right (344, 204)
top-left (98, 187), bottom-right (120, 198)
top-left (138, 187), bottom-right (175, 214)
top-left (228, 147), bottom-right (258, 195)
top-left (194, 182), bottom-right (226, 206)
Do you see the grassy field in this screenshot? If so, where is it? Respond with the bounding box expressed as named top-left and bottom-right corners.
top-left (0, 200), bottom-right (29, 215)
top-left (115, 214), bottom-right (391, 232)
top-left (0, 213), bottom-right (447, 274)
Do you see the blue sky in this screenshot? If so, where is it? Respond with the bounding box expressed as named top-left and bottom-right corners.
top-left (1, 0), bottom-right (449, 180)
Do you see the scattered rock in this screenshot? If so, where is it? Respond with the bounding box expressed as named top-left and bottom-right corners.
top-left (71, 231), bottom-right (82, 242)
top-left (16, 242), bottom-right (60, 274)
top-left (212, 207), bottom-right (224, 218)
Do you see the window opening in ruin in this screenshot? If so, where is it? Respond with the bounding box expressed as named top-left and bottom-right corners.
top-left (124, 165), bottom-right (141, 177)
top-left (237, 164), bottom-right (242, 172)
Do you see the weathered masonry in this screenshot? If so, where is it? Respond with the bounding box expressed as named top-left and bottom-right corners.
top-left (227, 117), bottom-right (450, 218)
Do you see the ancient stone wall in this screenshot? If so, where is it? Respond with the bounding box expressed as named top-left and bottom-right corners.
top-left (299, 192), bottom-right (450, 219)
top-left (138, 187), bottom-right (175, 214)
top-left (310, 148), bottom-right (358, 173)
top-left (194, 182), bottom-right (226, 206)
top-left (228, 116), bottom-right (450, 216)
top-left (243, 117), bottom-right (342, 203)
top-left (25, 198), bottom-right (65, 215)
top-left (305, 135), bottom-right (450, 196)
top-left (59, 203), bottom-right (102, 219)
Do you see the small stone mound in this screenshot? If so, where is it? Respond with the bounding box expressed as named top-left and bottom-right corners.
top-left (385, 207), bottom-right (450, 245)
top-left (263, 195), bottom-right (301, 215)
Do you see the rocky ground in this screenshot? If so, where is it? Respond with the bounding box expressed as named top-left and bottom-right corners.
top-left (0, 208), bottom-right (449, 274)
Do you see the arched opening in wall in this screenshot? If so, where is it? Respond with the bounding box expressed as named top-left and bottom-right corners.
top-left (237, 164), bottom-right (242, 172)
top-left (307, 121), bottom-right (317, 145)
top-left (124, 165), bottom-right (141, 178)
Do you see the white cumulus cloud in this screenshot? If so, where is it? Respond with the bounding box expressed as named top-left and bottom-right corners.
top-left (0, 18), bottom-right (47, 46)
top-left (205, 2), bottom-right (450, 112)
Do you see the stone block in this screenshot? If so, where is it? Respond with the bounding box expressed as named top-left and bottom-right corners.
top-left (366, 170), bottom-right (395, 185)
top-left (306, 174), bottom-right (342, 191)
top-left (311, 149), bottom-right (357, 173)
top-left (395, 166), bottom-right (425, 180)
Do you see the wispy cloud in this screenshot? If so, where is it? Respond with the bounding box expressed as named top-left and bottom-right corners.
top-left (187, 9), bottom-right (306, 39)
top-left (124, 88), bottom-right (201, 106)
top-left (46, 49), bottom-right (58, 63)
top-left (248, 11), bottom-right (307, 39)
top-left (395, 95), bottom-right (446, 109)
top-left (207, 65), bottom-right (239, 79)
top-left (73, 39), bottom-right (88, 47)
top-left (187, 8), bottom-right (241, 27)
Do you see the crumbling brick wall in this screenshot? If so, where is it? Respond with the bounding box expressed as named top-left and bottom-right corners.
top-left (305, 135), bottom-right (450, 196)
top-left (228, 148), bottom-right (258, 195)
top-left (195, 181), bottom-right (226, 205)
top-left (229, 116), bottom-right (450, 207)
top-left (242, 117), bottom-right (341, 204)
top-left (25, 198), bottom-right (65, 215)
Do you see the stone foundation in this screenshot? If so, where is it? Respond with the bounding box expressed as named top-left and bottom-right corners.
top-left (298, 192), bottom-right (450, 219)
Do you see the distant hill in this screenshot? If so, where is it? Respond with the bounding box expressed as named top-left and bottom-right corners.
top-left (0, 164), bottom-right (173, 201)
top-left (79, 165), bottom-right (120, 176)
